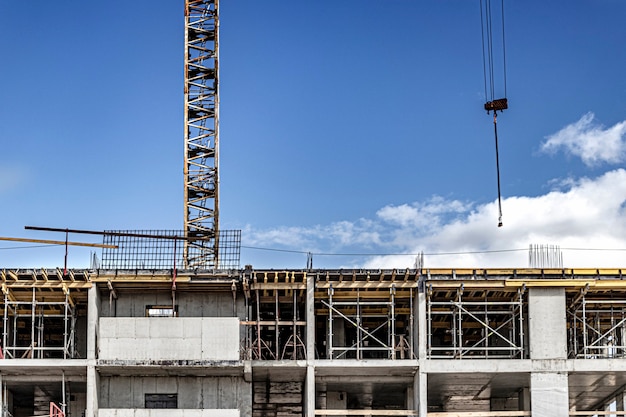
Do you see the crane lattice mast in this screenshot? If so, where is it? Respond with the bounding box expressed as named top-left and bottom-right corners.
top-left (184, 0), bottom-right (219, 267)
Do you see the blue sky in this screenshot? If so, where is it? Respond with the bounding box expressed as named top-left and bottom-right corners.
top-left (1, 1), bottom-right (626, 269)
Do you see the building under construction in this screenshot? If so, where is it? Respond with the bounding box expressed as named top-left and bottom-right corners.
top-left (3, 265), bottom-right (626, 416)
top-left (3, 1), bottom-right (626, 417)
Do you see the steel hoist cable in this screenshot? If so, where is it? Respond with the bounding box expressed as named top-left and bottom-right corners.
top-left (493, 112), bottom-right (503, 227)
top-left (480, 0), bottom-right (508, 227)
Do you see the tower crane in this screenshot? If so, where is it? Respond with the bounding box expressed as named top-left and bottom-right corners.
top-left (184, 0), bottom-right (220, 267)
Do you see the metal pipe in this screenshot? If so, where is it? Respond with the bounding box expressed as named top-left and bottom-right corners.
top-left (356, 289), bottom-right (361, 359)
top-left (31, 288), bottom-right (35, 358)
top-left (62, 371), bottom-right (66, 415)
top-left (2, 291), bottom-right (7, 360)
top-left (391, 285), bottom-right (396, 359)
top-left (328, 286), bottom-right (334, 359)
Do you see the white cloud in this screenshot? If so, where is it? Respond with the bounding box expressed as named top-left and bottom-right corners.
top-left (244, 169), bottom-right (626, 269)
top-left (366, 168), bottom-right (626, 268)
top-left (541, 112), bottom-right (626, 166)
top-left (376, 196), bottom-right (471, 230)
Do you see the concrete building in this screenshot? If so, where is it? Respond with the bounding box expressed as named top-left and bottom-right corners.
top-left (2, 267), bottom-right (626, 416)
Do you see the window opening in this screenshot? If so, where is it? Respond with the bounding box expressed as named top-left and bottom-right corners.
top-left (145, 394), bottom-right (178, 409)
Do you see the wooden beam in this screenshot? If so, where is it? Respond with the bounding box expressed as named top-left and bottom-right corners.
top-left (316, 282), bottom-right (418, 289)
top-left (251, 283), bottom-right (307, 290)
top-left (241, 320), bottom-right (306, 326)
top-left (0, 236), bottom-right (117, 248)
top-left (315, 410), bottom-right (417, 416)
top-left (428, 412), bottom-right (531, 417)
top-left (569, 412), bottom-right (626, 416)
top-left (3, 282), bottom-right (91, 290)
top-left (428, 281), bottom-right (507, 289)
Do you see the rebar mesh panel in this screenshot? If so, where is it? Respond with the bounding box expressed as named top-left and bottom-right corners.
top-left (100, 230), bottom-right (240, 270)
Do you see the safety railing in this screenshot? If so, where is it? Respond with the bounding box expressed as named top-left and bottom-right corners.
top-left (50, 402), bottom-right (64, 417)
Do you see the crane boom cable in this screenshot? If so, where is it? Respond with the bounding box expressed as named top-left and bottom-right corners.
top-left (479, 0), bottom-right (489, 102)
top-left (501, 0), bottom-right (507, 97)
top-left (487, 0), bottom-right (495, 100)
top-left (480, 0), bottom-right (508, 227)
top-left (493, 113), bottom-right (503, 227)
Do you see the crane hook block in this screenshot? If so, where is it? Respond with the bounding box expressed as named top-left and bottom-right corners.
top-left (484, 98), bottom-right (508, 113)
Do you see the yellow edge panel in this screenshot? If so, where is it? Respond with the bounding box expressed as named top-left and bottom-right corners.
top-left (422, 268), bottom-right (623, 276)
top-left (505, 279), bottom-right (626, 288)
top-left (91, 276), bottom-right (190, 283)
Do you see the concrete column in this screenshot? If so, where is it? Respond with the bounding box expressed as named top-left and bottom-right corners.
top-left (414, 371), bottom-right (427, 417)
top-left (306, 272), bottom-right (316, 417)
top-left (417, 287), bottom-right (427, 360)
top-left (306, 272), bottom-right (315, 358)
top-left (305, 365), bottom-right (315, 417)
top-left (86, 365), bottom-right (99, 417)
top-left (528, 288), bottom-right (567, 359)
top-left (87, 285), bottom-right (101, 361)
top-left (528, 288), bottom-right (569, 416)
top-left (86, 285), bottom-right (101, 417)
top-left (530, 372), bottom-right (568, 417)
top-left (416, 278), bottom-right (427, 416)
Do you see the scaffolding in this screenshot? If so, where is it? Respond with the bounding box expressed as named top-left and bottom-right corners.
top-left (426, 284), bottom-right (526, 359)
top-left (321, 286), bottom-right (413, 360)
top-left (568, 289), bottom-right (626, 358)
top-left (2, 287), bottom-right (77, 359)
top-left (241, 271), bottom-right (307, 360)
top-left (316, 270), bottom-right (417, 360)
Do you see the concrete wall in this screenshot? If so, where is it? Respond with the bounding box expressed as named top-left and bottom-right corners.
top-left (98, 317), bottom-right (239, 361)
top-left (99, 410), bottom-right (239, 417)
top-left (99, 376), bottom-right (250, 411)
top-left (100, 291), bottom-right (245, 319)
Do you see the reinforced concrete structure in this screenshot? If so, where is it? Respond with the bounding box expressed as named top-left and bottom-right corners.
top-left (2, 267), bottom-right (626, 416)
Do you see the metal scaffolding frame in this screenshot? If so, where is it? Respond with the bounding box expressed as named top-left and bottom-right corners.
top-left (426, 285), bottom-right (525, 359)
top-left (568, 289), bottom-right (626, 359)
top-left (321, 285), bottom-right (415, 360)
top-left (184, 0), bottom-right (220, 268)
top-left (2, 288), bottom-right (76, 359)
top-left (241, 271), bottom-right (307, 360)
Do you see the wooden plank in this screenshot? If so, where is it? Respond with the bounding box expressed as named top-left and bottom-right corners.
top-left (427, 281), bottom-right (507, 289)
top-left (0, 236), bottom-right (117, 248)
top-left (3, 281), bottom-right (91, 289)
top-left (315, 411), bottom-right (418, 416)
top-left (428, 412), bottom-right (531, 417)
top-left (569, 412), bottom-right (626, 416)
top-left (241, 321), bottom-right (306, 326)
top-left (316, 282), bottom-right (418, 289)
top-left (505, 279), bottom-right (595, 288)
top-left (251, 283), bottom-right (307, 290)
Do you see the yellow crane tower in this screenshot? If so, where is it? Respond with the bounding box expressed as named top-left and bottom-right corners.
top-left (184, 0), bottom-right (220, 267)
